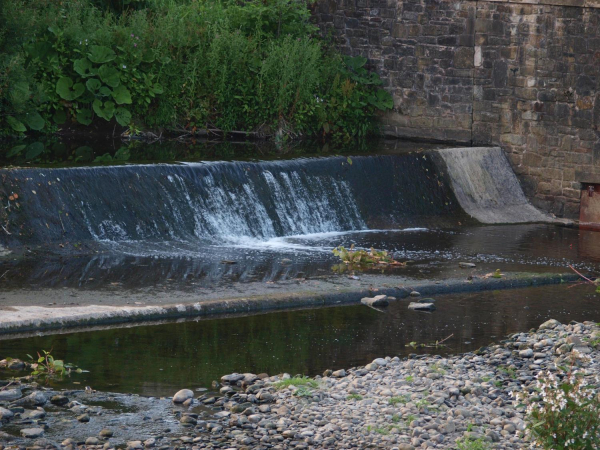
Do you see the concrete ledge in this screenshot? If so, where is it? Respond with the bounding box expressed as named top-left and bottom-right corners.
top-left (0, 272), bottom-right (578, 335)
top-left (486, 0), bottom-right (595, 7)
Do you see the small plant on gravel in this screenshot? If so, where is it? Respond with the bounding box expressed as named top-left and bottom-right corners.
top-left (389, 395), bottom-right (409, 406)
top-left (391, 414), bottom-right (401, 423)
top-left (498, 366), bottom-right (517, 379)
top-left (513, 367), bottom-right (600, 449)
top-left (294, 386), bottom-right (314, 398)
top-left (332, 245), bottom-right (406, 267)
top-left (272, 377), bottom-right (318, 390)
top-left (26, 350), bottom-right (67, 378)
top-left (346, 394), bottom-right (362, 401)
top-left (405, 375), bottom-right (415, 383)
top-left (455, 436), bottom-right (491, 450)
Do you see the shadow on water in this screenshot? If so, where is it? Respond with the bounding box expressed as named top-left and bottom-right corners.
top-left (1, 284), bottom-right (599, 397)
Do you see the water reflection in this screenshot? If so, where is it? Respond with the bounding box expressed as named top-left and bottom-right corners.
top-left (1, 284), bottom-right (597, 396)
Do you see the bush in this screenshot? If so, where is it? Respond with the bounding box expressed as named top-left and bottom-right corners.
top-left (0, 0), bottom-right (393, 143)
top-left (514, 368), bottom-right (600, 449)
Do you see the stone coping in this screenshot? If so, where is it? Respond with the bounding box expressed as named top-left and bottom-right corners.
top-left (0, 272), bottom-right (578, 336)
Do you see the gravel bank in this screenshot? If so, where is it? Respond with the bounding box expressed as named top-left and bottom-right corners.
top-left (1, 318), bottom-right (599, 449)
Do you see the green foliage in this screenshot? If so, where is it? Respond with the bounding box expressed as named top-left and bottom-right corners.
top-left (516, 369), bottom-right (600, 449)
top-left (0, 0), bottom-right (393, 141)
top-left (389, 395), bottom-right (410, 406)
top-left (332, 245), bottom-right (405, 267)
top-left (346, 394), bottom-right (363, 401)
top-left (272, 376), bottom-right (318, 390)
top-left (455, 436), bottom-right (491, 450)
top-left (25, 349), bottom-right (85, 379)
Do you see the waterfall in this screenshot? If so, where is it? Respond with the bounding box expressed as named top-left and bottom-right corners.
top-left (0, 154), bottom-right (469, 249)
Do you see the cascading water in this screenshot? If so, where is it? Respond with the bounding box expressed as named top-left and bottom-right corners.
top-left (0, 153), bottom-right (471, 251)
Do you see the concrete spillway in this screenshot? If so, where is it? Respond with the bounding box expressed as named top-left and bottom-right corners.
top-left (436, 147), bottom-right (553, 224)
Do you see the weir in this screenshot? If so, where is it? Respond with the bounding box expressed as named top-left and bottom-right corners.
top-left (0, 147), bottom-right (550, 251)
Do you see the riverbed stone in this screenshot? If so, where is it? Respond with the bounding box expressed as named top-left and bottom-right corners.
top-left (408, 302), bottom-right (436, 311)
top-left (172, 389), bottom-right (194, 404)
top-left (20, 428), bottom-right (44, 439)
top-left (99, 428), bottom-right (114, 438)
top-left (361, 295), bottom-right (389, 307)
top-left (0, 389), bottom-right (21, 401)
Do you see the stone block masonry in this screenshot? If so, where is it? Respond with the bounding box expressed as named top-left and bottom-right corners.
top-left (314, 0), bottom-right (600, 218)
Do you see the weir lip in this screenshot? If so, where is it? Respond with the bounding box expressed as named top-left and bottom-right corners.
top-left (0, 271), bottom-right (577, 335)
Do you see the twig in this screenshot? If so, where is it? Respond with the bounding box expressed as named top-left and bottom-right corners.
top-left (0, 380), bottom-right (15, 391)
top-left (569, 264), bottom-right (596, 285)
top-left (1, 224), bottom-right (11, 235)
top-left (436, 333), bottom-right (454, 345)
top-left (58, 213), bottom-right (66, 234)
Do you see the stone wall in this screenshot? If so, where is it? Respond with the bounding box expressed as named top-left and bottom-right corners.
top-left (314, 0), bottom-right (600, 218)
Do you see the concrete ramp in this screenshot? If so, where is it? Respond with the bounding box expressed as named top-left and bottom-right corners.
top-left (436, 147), bottom-right (553, 224)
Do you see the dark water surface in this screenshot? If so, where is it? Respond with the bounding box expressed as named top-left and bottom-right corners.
top-left (1, 284), bottom-right (598, 397)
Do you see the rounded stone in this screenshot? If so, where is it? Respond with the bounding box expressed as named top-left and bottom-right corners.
top-left (172, 389), bottom-right (194, 404)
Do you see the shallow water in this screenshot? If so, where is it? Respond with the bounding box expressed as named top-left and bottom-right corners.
top-left (1, 283), bottom-right (598, 397)
top-left (0, 224), bottom-right (596, 291)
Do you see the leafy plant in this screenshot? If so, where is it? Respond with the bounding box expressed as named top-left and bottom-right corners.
top-left (272, 376), bottom-right (318, 390)
top-left (389, 395), bottom-right (410, 406)
top-left (332, 245), bottom-right (405, 266)
top-left (455, 436), bottom-right (491, 450)
top-left (347, 394), bottom-right (363, 401)
top-left (0, 0), bottom-right (393, 142)
top-left (27, 350), bottom-right (66, 377)
top-left (514, 368), bottom-right (600, 449)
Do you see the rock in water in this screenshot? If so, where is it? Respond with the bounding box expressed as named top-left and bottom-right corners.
top-left (459, 262), bottom-right (476, 268)
top-left (20, 428), bottom-right (44, 439)
top-left (408, 302), bottom-right (436, 311)
top-left (172, 389), bottom-right (194, 404)
top-left (0, 389), bottom-right (22, 401)
top-left (361, 295), bottom-right (389, 307)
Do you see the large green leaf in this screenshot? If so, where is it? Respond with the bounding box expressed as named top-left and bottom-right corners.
top-left (75, 146), bottom-right (93, 161)
top-left (99, 86), bottom-right (112, 97)
top-left (53, 109), bottom-right (67, 125)
top-left (344, 56), bottom-right (367, 71)
top-left (86, 78), bottom-right (102, 92)
top-left (25, 142), bottom-right (44, 160)
top-left (113, 147), bottom-right (130, 160)
top-left (24, 112), bottom-right (45, 131)
top-left (151, 83), bottom-right (164, 95)
top-left (112, 85), bottom-right (132, 105)
top-left (7, 145), bottom-right (26, 157)
top-left (88, 45), bottom-right (116, 64)
top-left (114, 107), bottom-right (132, 126)
top-left (368, 89), bottom-right (394, 110)
top-left (9, 81), bottom-right (30, 105)
top-left (74, 58), bottom-right (93, 77)
top-left (56, 77), bottom-right (85, 101)
top-left (6, 116), bottom-right (26, 132)
top-left (77, 109), bottom-right (93, 126)
top-left (98, 65), bottom-right (120, 88)
top-left (93, 99), bottom-right (115, 121)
